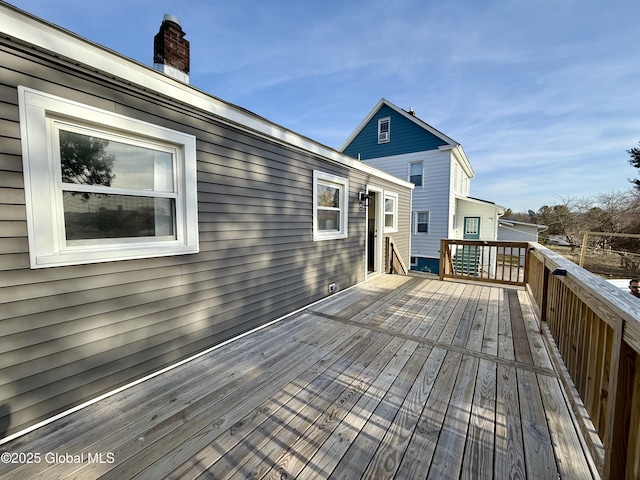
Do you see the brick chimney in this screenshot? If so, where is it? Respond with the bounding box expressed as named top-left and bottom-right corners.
top-left (153, 14), bottom-right (190, 83)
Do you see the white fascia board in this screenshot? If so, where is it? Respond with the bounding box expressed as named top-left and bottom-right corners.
top-left (0, 4), bottom-right (413, 191)
top-left (499, 218), bottom-right (549, 231)
top-left (456, 195), bottom-right (506, 213)
top-left (338, 98), bottom-right (387, 152)
top-left (439, 144), bottom-right (474, 178)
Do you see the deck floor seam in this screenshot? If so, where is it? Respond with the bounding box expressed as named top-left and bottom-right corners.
top-left (307, 309), bottom-right (557, 378)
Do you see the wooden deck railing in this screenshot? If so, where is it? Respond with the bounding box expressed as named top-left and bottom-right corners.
top-left (440, 239), bottom-right (640, 479)
top-left (386, 236), bottom-right (408, 275)
top-left (439, 239), bottom-right (529, 286)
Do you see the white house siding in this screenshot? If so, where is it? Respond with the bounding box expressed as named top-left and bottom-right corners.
top-left (455, 200), bottom-right (500, 240)
top-left (448, 157), bottom-right (472, 239)
top-left (0, 7), bottom-right (412, 439)
top-left (498, 223), bottom-right (540, 242)
top-left (361, 150), bottom-right (450, 265)
top-left (452, 159), bottom-right (471, 198)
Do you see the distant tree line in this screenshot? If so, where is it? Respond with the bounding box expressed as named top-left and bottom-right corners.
top-left (502, 143), bottom-right (640, 254)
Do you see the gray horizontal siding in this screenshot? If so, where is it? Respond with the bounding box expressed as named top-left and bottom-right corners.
top-left (0, 37), bottom-right (410, 437)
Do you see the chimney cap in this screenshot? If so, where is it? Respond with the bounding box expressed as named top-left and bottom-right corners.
top-left (162, 14), bottom-right (181, 27)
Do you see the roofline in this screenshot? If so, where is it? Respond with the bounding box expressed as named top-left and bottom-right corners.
top-left (339, 98), bottom-right (474, 178)
top-left (438, 144), bottom-right (474, 178)
top-left (340, 98), bottom-right (463, 152)
top-left (499, 218), bottom-right (549, 231)
top-left (456, 195), bottom-right (506, 213)
top-left (0, 4), bottom-right (414, 190)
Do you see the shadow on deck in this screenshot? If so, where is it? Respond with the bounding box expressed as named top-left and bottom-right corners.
top-left (0, 273), bottom-right (599, 479)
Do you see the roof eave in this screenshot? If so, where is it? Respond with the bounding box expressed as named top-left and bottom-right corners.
top-left (439, 144), bottom-right (474, 178)
top-left (339, 98), bottom-right (462, 153)
top-left (0, 4), bottom-right (414, 190)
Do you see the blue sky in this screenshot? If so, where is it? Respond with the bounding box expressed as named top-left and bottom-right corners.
top-left (7, 0), bottom-right (640, 211)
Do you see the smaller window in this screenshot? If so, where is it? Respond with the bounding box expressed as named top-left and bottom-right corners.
top-left (415, 211), bottom-right (429, 234)
top-left (409, 162), bottom-right (423, 187)
top-left (384, 192), bottom-right (398, 233)
top-left (313, 171), bottom-right (349, 241)
top-left (410, 256), bottom-right (417, 266)
top-left (378, 117), bottom-right (390, 143)
top-left (465, 217), bottom-right (480, 236)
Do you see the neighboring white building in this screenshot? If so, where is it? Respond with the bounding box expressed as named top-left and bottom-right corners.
top-left (340, 98), bottom-right (505, 274)
top-left (498, 218), bottom-right (548, 242)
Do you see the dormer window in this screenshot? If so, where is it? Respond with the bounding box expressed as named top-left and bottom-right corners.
top-left (378, 117), bottom-right (390, 143)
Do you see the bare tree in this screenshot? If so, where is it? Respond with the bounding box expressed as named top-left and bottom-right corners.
top-left (629, 142), bottom-right (640, 190)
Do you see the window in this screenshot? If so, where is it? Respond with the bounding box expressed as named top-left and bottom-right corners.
top-left (415, 211), bottom-right (429, 234)
top-left (18, 87), bottom-right (199, 268)
top-left (378, 117), bottom-right (390, 143)
top-left (313, 171), bottom-right (349, 240)
top-left (384, 192), bottom-right (398, 233)
top-left (409, 162), bottom-right (423, 187)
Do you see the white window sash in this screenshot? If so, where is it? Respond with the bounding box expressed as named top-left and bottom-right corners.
top-left (383, 191), bottom-right (398, 233)
top-left (18, 86), bottom-right (199, 268)
top-left (313, 171), bottom-right (349, 240)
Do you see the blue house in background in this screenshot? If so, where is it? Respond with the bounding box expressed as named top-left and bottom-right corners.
top-left (340, 98), bottom-right (505, 274)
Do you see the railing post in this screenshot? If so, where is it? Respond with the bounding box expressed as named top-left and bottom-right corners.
top-left (539, 258), bottom-right (550, 331)
top-left (439, 239), bottom-right (446, 281)
top-left (385, 237), bottom-right (391, 274)
top-left (602, 317), bottom-right (634, 479)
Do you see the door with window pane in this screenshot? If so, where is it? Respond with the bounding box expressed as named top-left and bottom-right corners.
top-left (463, 216), bottom-right (481, 240)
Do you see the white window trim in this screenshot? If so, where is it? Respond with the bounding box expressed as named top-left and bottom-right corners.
top-left (383, 191), bottom-right (398, 233)
top-left (313, 170), bottom-right (349, 241)
top-left (414, 211), bottom-right (430, 234)
top-left (18, 86), bottom-right (199, 268)
top-left (378, 117), bottom-right (390, 143)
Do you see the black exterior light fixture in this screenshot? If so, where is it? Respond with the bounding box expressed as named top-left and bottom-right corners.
top-left (358, 192), bottom-right (373, 207)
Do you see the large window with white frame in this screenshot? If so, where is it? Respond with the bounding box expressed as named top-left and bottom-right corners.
top-left (313, 170), bottom-right (349, 240)
top-left (18, 87), bottom-right (199, 268)
top-left (384, 192), bottom-right (398, 233)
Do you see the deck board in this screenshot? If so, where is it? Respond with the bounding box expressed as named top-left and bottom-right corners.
top-left (0, 274), bottom-right (599, 479)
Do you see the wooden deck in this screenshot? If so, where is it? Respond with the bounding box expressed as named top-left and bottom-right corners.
top-left (0, 274), bottom-right (599, 479)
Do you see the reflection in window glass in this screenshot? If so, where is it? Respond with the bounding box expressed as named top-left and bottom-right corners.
top-left (317, 184), bottom-right (339, 208)
top-left (317, 210), bottom-right (340, 232)
top-left (59, 130), bottom-right (174, 192)
top-left (410, 162), bottom-right (423, 187)
top-left (63, 192), bottom-right (175, 241)
top-left (385, 197), bottom-right (395, 228)
top-left (317, 181), bottom-right (342, 232)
